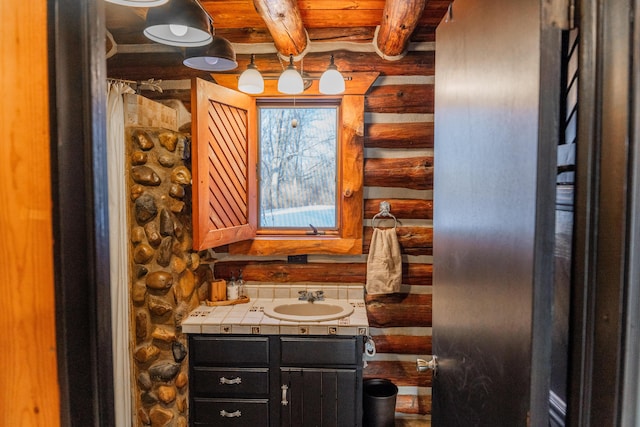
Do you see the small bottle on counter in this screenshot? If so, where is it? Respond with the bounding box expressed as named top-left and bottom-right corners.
top-left (236, 270), bottom-right (245, 299)
top-left (227, 275), bottom-right (238, 301)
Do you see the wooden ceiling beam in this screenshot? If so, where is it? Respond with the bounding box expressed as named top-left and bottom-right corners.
top-left (375, 0), bottom-right (426, 59)
top-left (252, 0), bottom-right (308, 57)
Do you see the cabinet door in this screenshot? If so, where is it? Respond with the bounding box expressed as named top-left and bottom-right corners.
top-left (280, 368), bottom-right (359, 427)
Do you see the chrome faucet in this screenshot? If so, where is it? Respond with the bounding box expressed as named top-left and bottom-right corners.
top-left (298, 290), bottom-right (324, 303)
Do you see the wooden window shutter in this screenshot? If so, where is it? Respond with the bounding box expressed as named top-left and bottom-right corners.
top-left (191, 78), bottom-right (257, 250)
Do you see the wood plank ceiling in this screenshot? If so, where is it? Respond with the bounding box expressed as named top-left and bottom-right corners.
top-left (106, 0), bottom-right (449, 81)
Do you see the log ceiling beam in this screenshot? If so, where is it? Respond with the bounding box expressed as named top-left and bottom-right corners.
top-left (375, 0), bottom-right (426, 59)
top-left (252, 0), bottom-right (308, 58)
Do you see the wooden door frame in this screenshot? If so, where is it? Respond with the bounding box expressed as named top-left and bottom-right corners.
top-left (569, 0), bottom-right (639, 424)
top-left (48, 1), bottom-right (114, 425)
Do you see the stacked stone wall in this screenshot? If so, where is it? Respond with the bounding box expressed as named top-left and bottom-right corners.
top-left (127, 126), bottom-right (209, 427)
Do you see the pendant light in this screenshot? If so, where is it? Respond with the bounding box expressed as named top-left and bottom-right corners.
top-left (144, 0), bottom-right (213, 48)
top-left (105, 0), bottom-right (169, 6)
top-left (277, 54), bottom-right (304, 95)
top-left (319, 55), bottom-right (345, 95)
top-left (183, 36), bottom-right (237, 71)
top-left (238, 54), bottom-right (264, 94)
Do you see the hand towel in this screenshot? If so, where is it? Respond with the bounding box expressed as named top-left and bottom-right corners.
top-left (366, 227), bottom-right (402, 294)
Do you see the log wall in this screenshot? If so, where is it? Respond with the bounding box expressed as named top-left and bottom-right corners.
top-left (209, 48), bottom-right (435, 420)
top-left (361, 66), bottom-right (434, 420)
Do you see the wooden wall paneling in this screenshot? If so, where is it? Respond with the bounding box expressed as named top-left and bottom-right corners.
top-left (200, 0), bottom-right (265, 28)
top-left (298, 10), bottom-right (381, 28)
top-left (365, 84), bottom-right (434, 113)
top-left (213, 261), bottom-right (432, 286)
top-left (396, 394), bottom-right (432, 415)
top-left (365, 121), bottom-right (434, 149)
top-left (364, 198), bottom-right (433, 219)
top-left (363, 226), bottom-right (433, 256)
top-left (306, 26), bottom-right (377, 42)
top-left (365, 293), bottom-right (432, 327)
top-left (361, 53), bottom-right (434, 421)
top-left (364, 361), bottom-right (432, 387)
top-left (364, 157), bottom-right (434, 190)
top-left (107, 51), bottom-right (435, 82)
top-left (198, 0), bottom-right (448, 31)
top-left (215, 26), bottom-right (385, 45)
top-left (411, 26), bottom-right (438, 42)
top-left (372, 334), bottom-right (432, 354)
top-left (1, 1), bottom-right (61, 425)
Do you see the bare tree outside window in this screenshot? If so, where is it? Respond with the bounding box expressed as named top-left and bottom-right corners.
top-left (258, 104), bottom-right (338, 229)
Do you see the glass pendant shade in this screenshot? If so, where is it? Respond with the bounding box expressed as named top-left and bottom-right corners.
top-left (238, 55), bottom-right (264, 94)
top-left (278, 55), bottom-right (304, 95)
top-left (183, 36), bottom-right (237, 71)
top-left (144, 0), bottom-right (213, 47)
top-left (105, 0), bottom-right (169, 6)
top-left (319, 55), bottom-right (345, 94)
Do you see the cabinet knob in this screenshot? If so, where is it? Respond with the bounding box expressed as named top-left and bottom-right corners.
top-left (220, 409), bottom-right (242, 418)
top-left (281, 384), bottom-right (289, 406)
top-left (219, 376), bottom-right (242, 385)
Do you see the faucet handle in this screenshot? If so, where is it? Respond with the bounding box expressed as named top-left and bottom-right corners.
top-left (314, 290), bottom-right (325, 300)
top-left (298, 290), bottom-right (308, 300)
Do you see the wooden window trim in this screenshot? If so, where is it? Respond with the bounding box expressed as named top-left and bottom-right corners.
top-left (194, 73), bottom-right (378, 255)
top-left (254, 97), bottom-right (341, 234)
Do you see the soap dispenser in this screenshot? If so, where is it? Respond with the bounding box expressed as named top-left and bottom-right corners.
top-left (236, 270), bottom-right (245, 298)
top-left (227, 275), bottom-right (238, 301)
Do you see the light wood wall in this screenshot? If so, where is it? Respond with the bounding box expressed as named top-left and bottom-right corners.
top-left (0, 1), bottom-right (61, 425)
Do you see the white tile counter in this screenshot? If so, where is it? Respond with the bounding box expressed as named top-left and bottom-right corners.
top-left (182, 284), bottom-right (369, 336)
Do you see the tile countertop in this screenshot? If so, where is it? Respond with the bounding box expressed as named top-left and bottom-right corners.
top-left (182, 284), bottom-right (369, 336)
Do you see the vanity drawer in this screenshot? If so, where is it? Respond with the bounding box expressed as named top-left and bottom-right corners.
top-left (190, 336), bottom-right (269, 366)
top-left (192, 367), bottom-right (269, 397)
top-left (192, 398), bottom-right (269, 426)
top-left (280, 337), bottom-right (360, 366)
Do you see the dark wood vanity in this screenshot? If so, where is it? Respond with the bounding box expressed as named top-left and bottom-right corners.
top-left (189, 335), bottom-right (364, 426)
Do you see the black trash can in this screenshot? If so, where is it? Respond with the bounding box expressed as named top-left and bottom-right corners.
top-left (363, 378), bottom-right (398, 427)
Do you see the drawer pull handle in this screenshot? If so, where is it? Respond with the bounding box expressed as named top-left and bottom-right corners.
top-left (220, 409), bottom-right (242, 418)
top-left (219, 376), bottom-right (242, 385)
top-left (281, 384), bottom-right (289, 406)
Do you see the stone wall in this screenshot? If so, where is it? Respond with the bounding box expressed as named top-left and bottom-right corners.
top-left (126, 98), bottom-right (210, 426)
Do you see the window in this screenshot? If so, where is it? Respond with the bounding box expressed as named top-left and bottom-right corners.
top-left (192, 75), bottom-right (378, 255)
top-left (257, 100), bottom-right (339, 232)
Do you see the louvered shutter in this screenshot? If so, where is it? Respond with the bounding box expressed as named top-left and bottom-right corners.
top-left (191, 78), bottom-right (257, 250)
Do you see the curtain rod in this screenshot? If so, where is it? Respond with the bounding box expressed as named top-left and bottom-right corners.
top-left (107, 77), bottom-right (136, 84)
top-left (107, 78), bottom-right (163, 93)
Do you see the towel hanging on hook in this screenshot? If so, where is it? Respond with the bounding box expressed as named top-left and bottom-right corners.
top-left (372, 201), bottom-right (398, 229)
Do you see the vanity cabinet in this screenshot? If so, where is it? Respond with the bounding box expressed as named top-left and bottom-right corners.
top-left (190, 336), bottom-right (271, 426)
top-left (189, 335), bottom-right (364, 427)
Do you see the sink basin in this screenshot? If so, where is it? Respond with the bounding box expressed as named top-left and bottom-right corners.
top-left (263, 298), bottom-right (354, 322)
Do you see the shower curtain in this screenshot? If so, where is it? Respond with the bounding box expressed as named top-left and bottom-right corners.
top-left (107, 81), bottom-right (134, 426)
